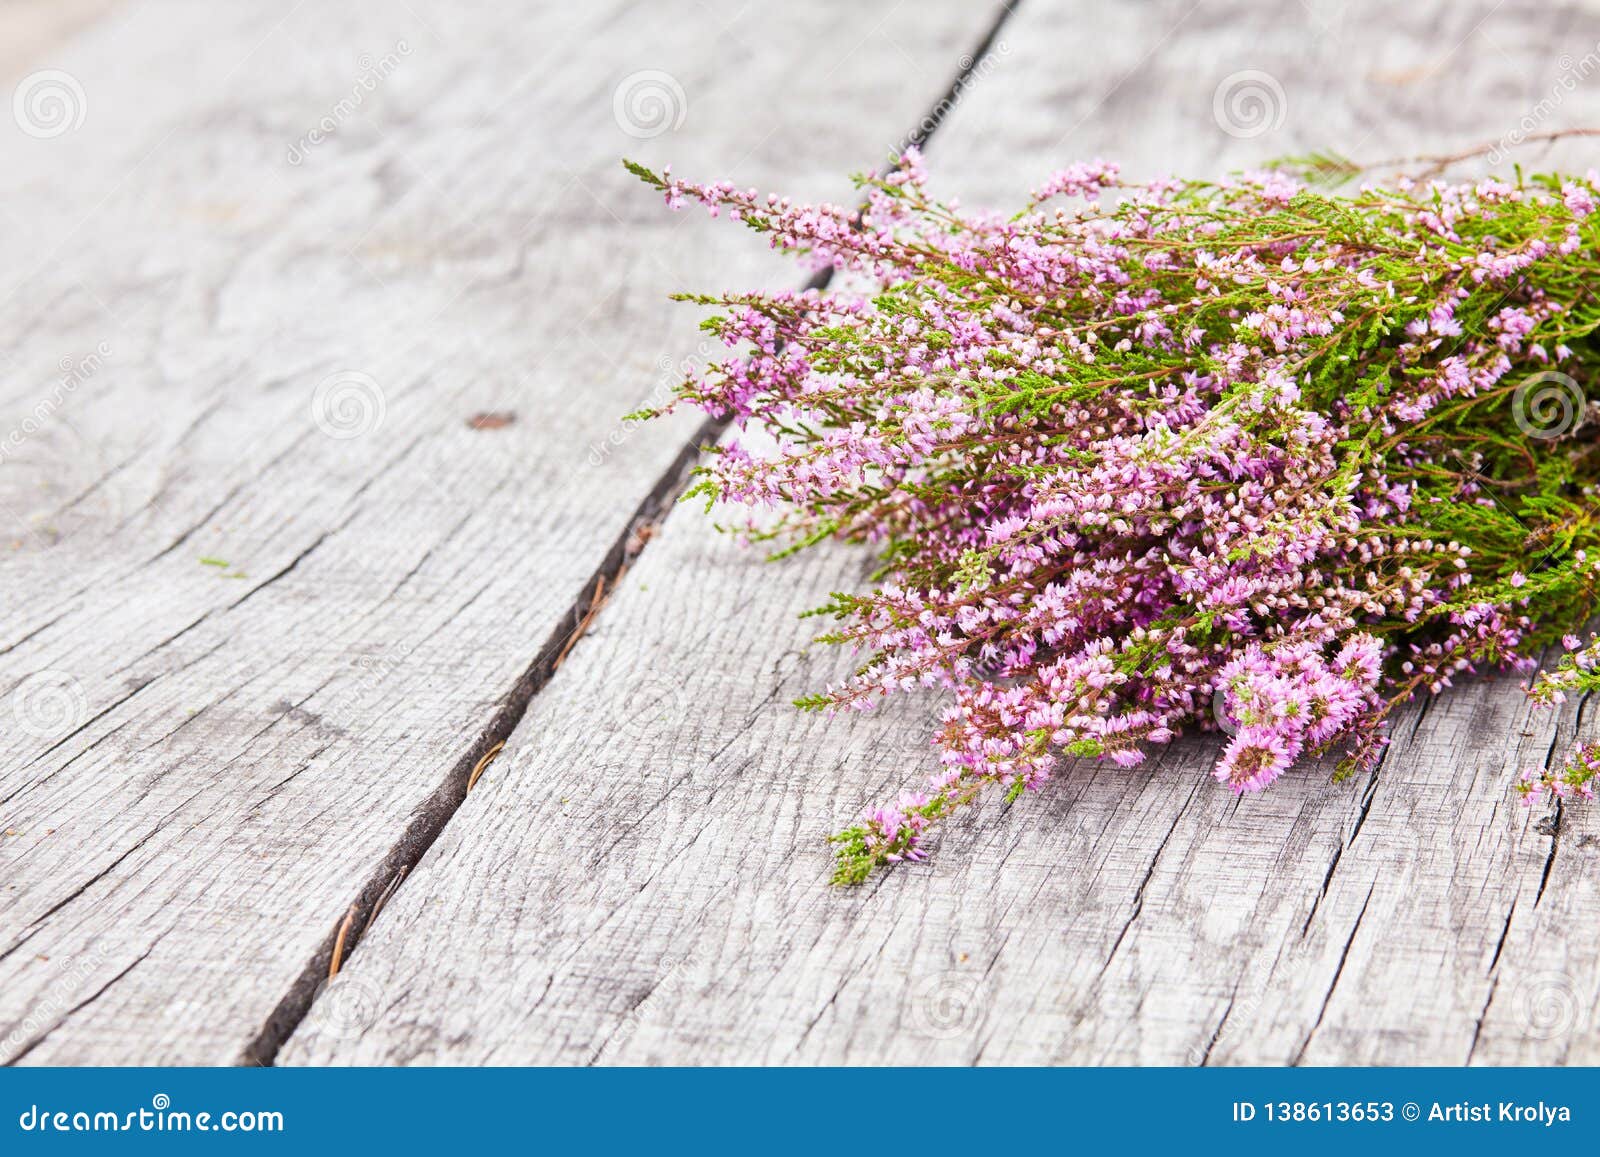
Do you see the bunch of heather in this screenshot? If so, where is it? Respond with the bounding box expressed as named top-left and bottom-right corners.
top-left (628, 148), bottom-right (1600, 883)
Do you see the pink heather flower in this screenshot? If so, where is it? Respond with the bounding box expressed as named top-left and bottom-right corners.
top-left (633, 153), bottom-right (1600, 881)
top-left (1031, 159), bottom-right (1120, 204)
top-left (1216, 727), bottom-right (1296, 793)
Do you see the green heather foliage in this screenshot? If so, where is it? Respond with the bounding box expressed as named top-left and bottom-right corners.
top-left (635, 147), bottom-right (1600, 882)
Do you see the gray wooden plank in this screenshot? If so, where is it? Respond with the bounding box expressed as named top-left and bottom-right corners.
top-left (919, 0), bottom-right (1600, 1066)
top-left (283, 0), bottom-right (1600, 1065)
top-left (0, 0), bottom-right (998, 1064)
top-left (277, 471), bottom-right (1589, 1065)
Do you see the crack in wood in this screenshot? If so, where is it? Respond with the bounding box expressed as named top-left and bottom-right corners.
top-left (1292, 883), bottom-right (1374, 1065)
top-left (0, 787), bottom-right (205, 967)
top-left (244, 0), bottom-right (1028, 1067)
top-left (1487, 898), bottom-right (1516, 972)
top-left (1197, 982), bottom-right (1242, 1067)
top-left (1096, 779), bottom-right (1201, 980)
top-left (1535, 798), bottom-right (1563, 908)
top-left (1464, 974), bottom-right (1500, 1065)
top-left (2, 945), bottom-right (156, 1065)
top-left (236, 430), bottom-right (712, 1066)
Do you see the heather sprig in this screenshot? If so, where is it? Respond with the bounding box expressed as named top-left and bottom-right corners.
top-left (632, 148), bottom-right (1600, 882)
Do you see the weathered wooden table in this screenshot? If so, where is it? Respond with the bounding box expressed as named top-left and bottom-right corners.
top-left (2, 0), bottom-right (1597, 1066)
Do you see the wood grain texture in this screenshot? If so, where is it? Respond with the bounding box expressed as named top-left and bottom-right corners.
top-left (0, 0), bottom-right (998, 1063)
top-left (926, 0), bottom-right (1600, 200)
top-left (283, 0), bottom-right (1600, 1065)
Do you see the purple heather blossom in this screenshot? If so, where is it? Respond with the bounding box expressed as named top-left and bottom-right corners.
top-left (630, 152), bottom-right (1600, 881)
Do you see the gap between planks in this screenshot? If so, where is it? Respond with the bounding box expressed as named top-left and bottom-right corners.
top-left (238, 425), bottom-right (711, 1066)
top-left (243, 0), bottom-right (1025, 1066)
